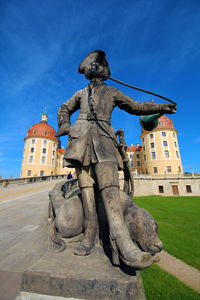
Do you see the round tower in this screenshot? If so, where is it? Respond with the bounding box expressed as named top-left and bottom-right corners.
top-left (140, 115), bottom-right (183, 175)
top-left (20, 112), bottom-right (58, 177)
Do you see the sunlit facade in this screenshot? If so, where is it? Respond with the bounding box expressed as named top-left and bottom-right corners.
top-left (127, 115), bottom-right (183, 175)
top-left (20, 112), bottom-right (74, 178)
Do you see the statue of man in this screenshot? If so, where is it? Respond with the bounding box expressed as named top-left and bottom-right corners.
top-left (56, 50), bottom-right (176, 269)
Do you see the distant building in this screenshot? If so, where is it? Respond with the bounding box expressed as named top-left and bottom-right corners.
top-left (20, 112), bottom-right (74, 178)
top-left (21, 113), bottom-right (182, 178)
top-left (127, 115), bottom-right (183, 175)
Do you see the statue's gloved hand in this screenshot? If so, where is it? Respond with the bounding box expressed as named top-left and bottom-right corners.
top-left (56, 124), bottom-right (71, 137)
top-left (161, 103), bottom-right (177, 114)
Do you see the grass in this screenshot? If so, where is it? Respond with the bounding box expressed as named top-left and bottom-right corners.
top-left (141, 264), bottom-right (200, 300)
top-left (133, 196), bottom-right (200, 270)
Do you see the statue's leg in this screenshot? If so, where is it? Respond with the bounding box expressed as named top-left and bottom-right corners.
top-left (95, 162), bottom-right (153, 270)
top-left (74, 167), bottom-right (98, 256)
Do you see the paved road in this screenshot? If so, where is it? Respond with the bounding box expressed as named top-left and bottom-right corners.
top-left (1, 181), bottom-right (199, 299)
top-left (0, 180), bottom-right (61, 300)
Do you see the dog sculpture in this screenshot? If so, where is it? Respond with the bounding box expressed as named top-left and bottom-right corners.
top-left (48, 181), bottom-right (163, 258)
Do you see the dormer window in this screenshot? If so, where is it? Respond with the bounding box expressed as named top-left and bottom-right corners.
top-left (33, 130), bottom-right (36, 135)
top-left (45, 131), bottom-right (48, 136)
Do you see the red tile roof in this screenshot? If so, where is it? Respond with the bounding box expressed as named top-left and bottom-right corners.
top-left (126, 145), bottom-right (142, 152)
top-left (57, 148), bottom-right (65, 154)
top-left (27, 122), bottom-right (57, 142)
top-left (142, 115), bottom-right (174, 133)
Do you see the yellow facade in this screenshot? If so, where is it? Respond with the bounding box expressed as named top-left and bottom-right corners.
top-left (20, 113), bottom-right (75, 178)
top-left (127, 116), bottom-right (183, 176)
top-left (140, 128), bottom-right (182, 175)
top-left (21, 137), bottom-right (57, 177)
top-left (21, 114), bottom-right (182, 177)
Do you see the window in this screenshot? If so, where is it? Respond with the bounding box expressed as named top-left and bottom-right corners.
top-left (129, 154), bottom-right (133, 158)
top-left (41, 156), bottom-right (46, 164)
top-left (144, 154), bottom-right (146, 161)
top-left (167, 166), bottom-right (171, 173)
top-left (162, 132), bottom-right (166, 137)
top-left (53, 151), bottom-right (55, 156)
top-left (43, 140), bottom-right (47, 145)
top-left (163, 141), bottom-right (168, 147)
top-left (176, 151), bottom-right (179, 158)
top-left (152, 152), bottom-right (156, 159)
top-left (52, 158), bottom-right (55, 165)
top-left (32, 139), bottom-right (35, 144)
top-left (186, 185), bottom-right (192, 193)
top-left (136, 154), bottom-right (140, 159)
top-left (42, 148), bottom-right (46, 154)
top-left (30, 147), bottom-right (34, 153)
top-left (137, 161), bottom-right (140, 167)
top-left (143, 146), bottom-right (145, 151)
top-left (33, 130), bottom-right (37, 135)
top-left (40, 170), bottom-right (44, 176)
top-left (29, 156), bottom-right (33, 163)
top-left (164, 150), bottom-right (169, 158)
top-left (27, 170), bottom-right (31, 176)
top-left (173, 133), bottom-right (176, 138)
top-left (178, 166), bottom-right (181, 172)
top-left (142, 138), bottom-right (144, 143)
top-left (159, 186), bottom-right (164, 193)
top-left (45, 131), bottom-right (48, 136)
top-left (150, 133), bottom-right (153, 139)
top-left (160, 121), bottom-right (164, 127)
top-left (154, 167), bottom-right (158, 173)
top-left (151, 142), bottom-right (154, 148)
top-left (130, 161), bottom-right (133, 167)
top-left (174, 141), bottom-right (177, 147)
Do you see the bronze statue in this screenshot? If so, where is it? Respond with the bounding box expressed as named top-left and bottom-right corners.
top-left (56, 50), bottom-right (176, 270)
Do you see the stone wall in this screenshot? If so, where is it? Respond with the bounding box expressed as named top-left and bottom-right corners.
top-left (119, 174), bottom-right (200, 196)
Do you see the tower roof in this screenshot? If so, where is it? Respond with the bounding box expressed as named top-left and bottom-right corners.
top-left (26, 114), bottom-right (57, 142)
top-left (142, 115), bottom-right (175, 133)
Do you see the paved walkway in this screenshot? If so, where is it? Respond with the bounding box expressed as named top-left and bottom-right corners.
top-left (156, 250), bottom-right (200, 293)
top-left (0, 181), bottom-right (199, 299)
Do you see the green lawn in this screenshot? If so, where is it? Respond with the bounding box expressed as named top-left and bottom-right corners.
top-left (133, 196), bottom-right (200, 299)
top-left (141, 264), bottom-right (200, 300)
top-left (133, 196), bottom-right (200, 270)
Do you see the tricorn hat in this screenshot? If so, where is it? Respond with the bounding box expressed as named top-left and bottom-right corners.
top-left (78, 50), bottom-right (111, 78)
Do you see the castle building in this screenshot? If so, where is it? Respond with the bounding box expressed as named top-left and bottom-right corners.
top-left (20, 112), bottom-right (73, 178)
top-left (127, 115), bottom-right (183, 175)
top-left (21, 113), bottom-right (182, 178)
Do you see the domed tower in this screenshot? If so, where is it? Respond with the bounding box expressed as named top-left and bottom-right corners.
top-left (20, 111), bottom-right (58, 177)
top-left (140, 115), bottom-right (183, 175)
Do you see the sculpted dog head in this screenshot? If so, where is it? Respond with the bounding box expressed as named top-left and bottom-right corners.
top-left (124, 208), bottom-right (163, 255)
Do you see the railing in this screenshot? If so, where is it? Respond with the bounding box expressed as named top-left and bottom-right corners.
top-left (62, 178), bottom-right (79, 195)
top-left (0, 174), bottom-right (68, 188)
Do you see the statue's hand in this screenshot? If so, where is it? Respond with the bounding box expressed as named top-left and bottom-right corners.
top-left (56, 124), bottom-right (71, 137)
top-left (162, 103), bottom-right (177, 114)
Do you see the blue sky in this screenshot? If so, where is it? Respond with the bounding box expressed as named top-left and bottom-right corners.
top-left (0, 0), bottom-right (200, 178)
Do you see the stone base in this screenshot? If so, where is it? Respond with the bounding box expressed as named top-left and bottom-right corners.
top-left (20, 246), bottom-right (145, 300)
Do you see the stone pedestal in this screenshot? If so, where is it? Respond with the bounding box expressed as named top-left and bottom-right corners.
top-left (19, 247), bottom-right (145, 300)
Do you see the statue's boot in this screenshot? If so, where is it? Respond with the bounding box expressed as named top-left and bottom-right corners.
top-left (74, 168), bottom-right (98, 256)
top-left (95, 162), bottom-right (153, 270)
top-left (101, 186), bottom-right (153, 269)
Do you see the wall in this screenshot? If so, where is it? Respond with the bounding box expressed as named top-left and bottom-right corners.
top-left (119, 174), bottom-right (200, 196)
